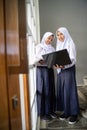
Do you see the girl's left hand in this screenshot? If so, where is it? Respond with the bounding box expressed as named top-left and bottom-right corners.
top-left (59, 65), bottom-right (64, 68)
top-left (53, 64), bottom-right (60, 69)
top-left (53, 64), bottom-right (64, 69)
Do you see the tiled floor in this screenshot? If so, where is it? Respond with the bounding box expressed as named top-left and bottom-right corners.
top-left (40, 85), bottom-right (87, 130)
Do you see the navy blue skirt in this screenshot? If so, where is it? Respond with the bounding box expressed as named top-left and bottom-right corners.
top-left (36, 66), bottom-right (56, 116)
top-left (56, 65), bottom-right (79, 116)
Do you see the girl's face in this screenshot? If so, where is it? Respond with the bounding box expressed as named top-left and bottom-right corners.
top-left (57, 31), bottom-right (65, 42)
top-left (45, 35), bottom-right (54, 44)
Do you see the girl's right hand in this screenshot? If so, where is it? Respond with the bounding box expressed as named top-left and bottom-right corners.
top-left (39, 60), bottom-right (45, 64)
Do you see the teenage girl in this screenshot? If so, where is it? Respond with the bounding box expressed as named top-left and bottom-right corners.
top-left (35, 32), bottom-right (56, 120)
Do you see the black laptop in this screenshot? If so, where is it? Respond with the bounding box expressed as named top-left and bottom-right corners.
top-left (42, 49), bottom-right (71, 68)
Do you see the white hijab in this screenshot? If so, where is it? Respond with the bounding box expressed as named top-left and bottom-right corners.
top-left (38, 32), bottom-right (55, 54)
top-left (34, 32), bottom-right (55, 64)
top-left (56, 27), bottom-right (76, 73)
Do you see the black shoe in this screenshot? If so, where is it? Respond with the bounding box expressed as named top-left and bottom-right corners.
top-left (69, 115), bottom-right (77, 124)
top-left (59, 113), bottom-right (69, 120)
top-left (50, 112), bottom-right (57, 119)
top-left (42, 115), bottom-right (52, 121)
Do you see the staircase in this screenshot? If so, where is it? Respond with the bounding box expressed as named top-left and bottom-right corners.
top-left (78, 84), bottom-right (87, 110)
top-left (78, 76), bottom-right (87, 119)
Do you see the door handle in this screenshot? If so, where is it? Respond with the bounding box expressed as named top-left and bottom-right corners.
top-left (12, 95), bottom-right (19, 110)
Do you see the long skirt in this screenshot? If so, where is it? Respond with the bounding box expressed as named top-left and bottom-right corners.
top-left (36, 66), bottom-right (56, 117)
top-left (56, 65), bottom-right (79, 116)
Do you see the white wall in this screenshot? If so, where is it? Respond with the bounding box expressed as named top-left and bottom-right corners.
top-left (39, 0), bottom-right (87, 84)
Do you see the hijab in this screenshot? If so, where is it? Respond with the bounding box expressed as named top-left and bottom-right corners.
top-left (36, 32), bottom-right (55, 56)
top-left (56, 27), bottom-right (76, 73)
top-left (34, 32), bottom-right (55, 64)
top-left (39, 32), bottom-right (55, 54)
top-left (56, 27), bottom-right (76, 62)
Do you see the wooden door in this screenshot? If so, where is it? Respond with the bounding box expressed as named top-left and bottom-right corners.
top-left (5, 0), bottom-right (28, 74)
top-left (0, 0), bottom-right (9, 129)
top-left (0, 0), bottom-right (31, 130)
top-left (4, 0), bottom-right (30, 130)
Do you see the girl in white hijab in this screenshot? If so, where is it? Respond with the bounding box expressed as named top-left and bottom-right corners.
top-left (35, 32), bottom-right (55, 65)
top-left (35, 32), bottom-right (56, 120)
top-left (55, 27), bottom-right (79, 124)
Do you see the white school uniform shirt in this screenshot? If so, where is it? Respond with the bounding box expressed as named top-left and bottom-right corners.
top-left (56, 27), bottom-right (76, 73)
top-left (34, 32), bottom-right (55, 66)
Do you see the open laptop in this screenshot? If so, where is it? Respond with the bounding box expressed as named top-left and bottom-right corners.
top-left (42, 49), bottom-right (71, 68)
